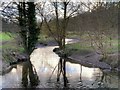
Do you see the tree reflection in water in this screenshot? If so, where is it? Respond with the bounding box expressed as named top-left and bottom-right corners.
top-left (2, 46), bottom-right (118, 88)
top-left (91, 69), bottom-right (118, 88)
top-left (57, 58), bottom-right (69, 87)
top-left (22, 58), bottom-right (39, 87)
top-left (79, 65), bottom-right (82, 82)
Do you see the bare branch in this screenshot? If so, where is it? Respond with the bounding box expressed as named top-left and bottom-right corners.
top-left (1, 2), bottom-right (12, 12)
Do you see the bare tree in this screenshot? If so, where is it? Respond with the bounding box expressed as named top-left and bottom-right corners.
top-left (86, 2), bottom-right (118, 59)
top-left (36, 0), bottom-right (81, 87)
top-left (64, 1), bottom-right (118, 60)
top-left (18, 1), bottom-right (40, 87)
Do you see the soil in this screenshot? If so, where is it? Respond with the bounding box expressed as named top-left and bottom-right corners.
top-left (68, 52), bottom-right (118, 70)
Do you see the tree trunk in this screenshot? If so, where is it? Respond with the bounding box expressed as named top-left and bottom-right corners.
top-left (22, 61), bottom-right (29, 87)
top-left (18, 1), bottom-right (40, 87)
top-left (28, 60), bottom-right (39, 86)
top-left (63, 59), bottom-right (67, 87)
top-left (57, 58), bottom-right (62, 82)
top-left (22, 58), bottom-right (39, 87)
top-left (79, 65), bottom-right (82, 82)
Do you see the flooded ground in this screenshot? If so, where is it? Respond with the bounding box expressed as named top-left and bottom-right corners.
top-left (1, 46), bottom-right (119, 89)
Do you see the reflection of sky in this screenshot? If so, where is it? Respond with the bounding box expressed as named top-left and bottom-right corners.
top-left (30, 46), bottom-right (59, 72)
top-left (66, 62), bottom-right (100, 79)
top-left (31, 46), bottom-right (101, 81)
top-left (2, 65), bottom-right (22, 88)
top-left (1, 45), bottom-right (119, 88)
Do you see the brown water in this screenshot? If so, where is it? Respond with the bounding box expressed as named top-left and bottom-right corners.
top-left (1, 46), bottom-right (119, 89)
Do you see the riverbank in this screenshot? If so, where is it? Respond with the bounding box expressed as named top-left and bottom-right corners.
top-left (2, 43), bottom-right (119, 89)
top-left (1, 32), bottom-right (24, 75)
top-left (0, 53), bottom-right (28, 75)
top-left (44, 38), bottom-right (120, 72)
top-left (1, 38), bottom-right (119, 89)
top-left (0, 59), bottom-right (17, 75)
top-left (68, 51), bottom-right (120, 71)
top-left (1, 38), bottom-right (119, 75)
top-left (0, 59), bottom-right (9, 75)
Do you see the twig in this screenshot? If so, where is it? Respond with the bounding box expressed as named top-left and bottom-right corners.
top-left (49, 63), bottom-right (59, 80)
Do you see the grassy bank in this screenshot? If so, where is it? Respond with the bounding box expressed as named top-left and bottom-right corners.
top-left (1, 32), bottom-right (24, 63)
top-left (1, 31), bottom-right (118, 68)
top-left (66, 32), bottom-right (119, 69)
top-left (0, 32), bottom-right (15, 41)
top-left (66, 31), bottom-right (119, 53)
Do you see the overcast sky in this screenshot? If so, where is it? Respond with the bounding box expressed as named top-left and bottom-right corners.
top-left (0, 0), bottom-right (120, 2)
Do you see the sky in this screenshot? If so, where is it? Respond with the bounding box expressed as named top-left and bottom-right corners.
top-left (0, 0), bottom-right (119, 22)
top-left (0, 0), bottom-right (120, 2)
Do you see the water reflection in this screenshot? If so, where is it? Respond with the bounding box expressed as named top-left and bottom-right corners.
top-left (11, 68), bottom-right (17, 73)
top-left (2, 65), bottom-right (22, 88)
top-left (1, 46), bottom-right (119, 89)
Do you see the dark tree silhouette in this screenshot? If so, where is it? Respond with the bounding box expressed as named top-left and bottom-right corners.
top-left (18, 2), bottom-right (40, 87)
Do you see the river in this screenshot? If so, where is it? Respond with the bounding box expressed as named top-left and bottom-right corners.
top-left (1, 45), bottom-right (119, 89)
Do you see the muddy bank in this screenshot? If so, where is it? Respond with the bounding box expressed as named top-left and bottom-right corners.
top-left (0, 59), bottom-right (17, 75)
top-left (42, 38), bottom-right (120, 72)
top-left (67, 52), bottom-right (120, 72)
top-left (0, 54), bottom-right (27, 75)
top-left (0, 60), bottom-right (11, 75)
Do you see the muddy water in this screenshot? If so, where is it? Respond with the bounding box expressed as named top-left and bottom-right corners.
top-left (1, 46), bottom-right (119, 89)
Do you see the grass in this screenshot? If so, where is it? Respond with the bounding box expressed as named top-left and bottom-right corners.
top-left (66, 42), bottom-right (91, 51)
top-left (40, 31), bottom-right (119, 55)
top-left (66, 31), bottom-right (81, 38)
top-left (66, 33), bottom-right (119, 55)
top-left (1, 32), bottom-right (25, 63)
top-left (107, 39), bottom-right (119, 53)
top-left (1, 30), bottom-right (118, 62)
top-left (0, 32), bottom-right (24, 51)
top-left (38, 34), bottom-right (54, 44)
top-left (2, 41), bottom-right (25, 63)
top-left (66, 42), bottom-right (93, 56)
top-left (2, 44), bottom-right (24, 52)
top-left (0, 32), bottom-right (15, 41)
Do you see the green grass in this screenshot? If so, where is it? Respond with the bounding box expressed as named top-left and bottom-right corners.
top-left (66, 38), bottom-right (119, 55)
top-left (66, 42), bottom-right (93, 55)
top-left (107, 39), bottom-right (119, 53)
top-left (0, 32), bottom-right (14, 41)
top-left (38, 34), bottom-right (54, 43)
top-left (1, 32), bottom-right (25, 62)
top-left (66, 31), bottom-right (119, 54)
top-left (66, 31), bottom-right (81, 38)
top-left (66, 43), bottom-right (90, 50)
top-left (2, 44), bottom-right (24, 52)
top-left (2, 45), bottom-right (25, 62)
